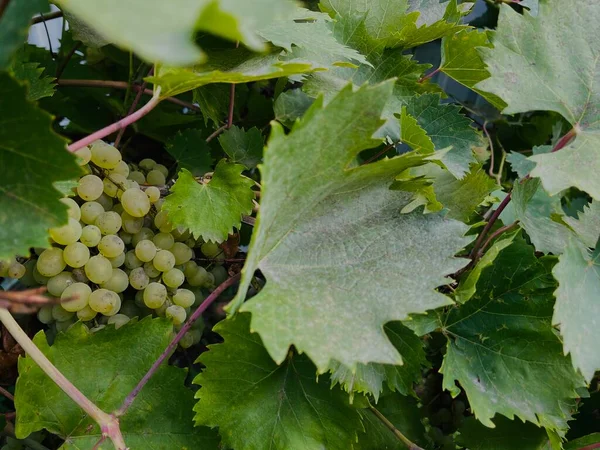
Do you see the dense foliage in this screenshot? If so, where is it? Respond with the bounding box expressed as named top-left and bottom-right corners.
top-left (0, 0), bottom-right (599, 449)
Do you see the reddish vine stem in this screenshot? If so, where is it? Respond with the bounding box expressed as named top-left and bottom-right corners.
top-left (55, 42), bottom-right (81, 80)
top-left (0, 385), bottom-right (14, 401)
top-left (2, 411), bottom-right (16, 420)
top-left (31, 10), bottom-right (62, 24)
top-left (0, 0), bottom-right (11, 20)
top-left (418, 67), bottom-right (440, 83)
top-left (579, 443), bottom-right (600, 450)
top-left (361, 143), bottom-right (396, 165)
top-left (205, 125), bottom-right (228, 143)
top-left (477, 221), bottom-right (519, 259)
top-left (115, 274), bottom-right (241, 417)
top-left (468, 193), bottom-right (512, 260)
top-left (226, 42), bottom-right (239, 128)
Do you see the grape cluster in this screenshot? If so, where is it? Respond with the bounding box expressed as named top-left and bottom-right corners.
top-left (1, 141), bottom-right (227, 348)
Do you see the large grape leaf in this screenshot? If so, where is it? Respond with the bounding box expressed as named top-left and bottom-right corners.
top-left (229, 82), bottom-right (471, 372)
top-left (328, 322), bottom-right (428, 401)
top-left (193, 313), bottom-right (362, 450)
top-left (441, 236), bottom-right (585, 433)
top-left (165, 129), bottom-right (213, 176)
top-left (0, 0), bottom-right (45, 69)
top-left (10, 62), bottom-right (56, 101)
top-left (163, 162), bottom-right (255, 243)
top-left (552, 241), bottom-right (600, 382)
top-left (563, 201), bottom-right (600, 249)
top-left (0, 73), bottom-right (81, 260)
top-left (456, 416), bottom-right (550, 450)
top-left (218, 126), bottom-right (263, 169)
top-left (274, 89), bottom-right (314, 128)
top-left (15, 319), bottom-right (219, 449)
top-left (476, 0), bottom-right (600, 199)
top-left (54, 0), bottom-right (296, 65)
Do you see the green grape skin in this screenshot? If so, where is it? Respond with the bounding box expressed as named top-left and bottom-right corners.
top-left (80, 202), bottom-right (104, 225)
top-left (178, 331), bottom-right (195, 349)
top-left (139, 158), bottom-right (156, 171)
top-left (108, 252), bottom-right (126, 268)
top-left (60, 197), bottom-right (81, 220)
top-left (132, 227), bottom-right (155, 246)
top-left (183, 261), bottom-right (199, 278)
top-left (19, 260), bottom-right (37, 287)
top-left (49, 217), bottom-right (82, 245)
top-left (153, 250), bottom-right (175, 272)
top-left (47, 271), bottom-right (75, 297)
top-left (60, 282), bottom-right (92, 312)
top-left (55, 318), bottom-right (76, 332)
top-left (121, 211), bottom-right (144, 234)
top-left (84, 255), bottom-right (113, 284)
top-left (7, 261), bottom-right (26, 279)
top-left (77, 174), bottom-right (104, 201)
top-left (102, 173), bottom-right (128, 198)
top-left (32, 263), bottom-right (50, 285)
top-left (173, 288), bottom-right (195, 308)
top-left (80, 225), bottom-right (102, 247)
top-left (146, 169), bottom-right (166, 186)
top-left (37, 248), bottom-right (67, 277)
top-left (129, 267), bottom-right (150, 290)
top-left (201, 241), bottom-right (221, 258)
top-left (128, 170), bottom-right (146, 184)
top-left (143, 282), bottom-right (167, 309)
top-left (75, 145), bottom-right (92, 166)
top-left (37, 305), bottom-right (54, 324)
top-left (63, 242), bottom-right (90, 268)
top-left (144, 186), bottom-right (160, 203)
top-left (135, 239), bottom-right (157, 262)
top-left (153, 210), bottom-right (173, 232)
top-left (119, 231), bottom-right (133, 245)
top-left (124, 250), bottom-right (143, 269)
top-left (90, 140), bottom-right (122, 169)
top-left (154, 164), bottom-right (168, 177)
top-left (187, 266), bottom-right (211, 287)
top-left (88, 289), bottom-right (120, 314)
top-left (162, 268), bottom-right (184, 288)
top-left (152, 232), bottom-right (174, 250)
top-left (98, 235), bottom-right (125, 258)
top-left (52, 304), bottom-right (74, 321)
top-left (76, 305), bottom-right (97, 321)
top-left (107, 314), bottom-right (130, 329)
top-left (96, 193), bottom-right (114, 211)
top-left (171, 242), bottom-right (193, 265)
top-left (211, 265), bottom-right (228, 285)
top-left (109, 160), bottom-right (129, 177)
top-left (100, 268), bottom-right (129, 293)
top-left (121, 188), bottom-right (151, 218)
top-left (95, 211), bottom-right (122, 235)
top-left (71, 268), bottom-right (89, 283)
top-left (165, 305), bottom-right (186, 325)
top-left (143, 261), bottom-right (161, 278)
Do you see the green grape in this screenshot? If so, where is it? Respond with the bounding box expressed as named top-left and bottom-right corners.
top-left (60, 197), bottom-right (81, 220)
top-left (95, 211), bottom-right (122, 235)
top-left (129, 267), bottom-right (149, 290)
top-left (80, 202), bottom-right (104, 225)
top-left (90, 140), bottom-right (122, 169)
top-left (121, 188), bottom-right (150, 218)
top-left (187, 266), bottom-right (211, 287)
top-left (119, 231), bottom-right (133, 245)
top-left (49, 217), bottom-right (82, 245)
top-left (119, 300), bottom-right (140, 318)
top-left (112, 203), bottom-right (124, 215)
top-left (152, 232), bottom-right (174, 250)
top-left (139, 158), bottom-right (156, 171)
top-left (153, 163), bottom-right (168, 177)
top-left (96, 192), bottom-right (114, 211)
top-left (77, 305), bottom-right (97, 321)
top-left (211, 265), bottom-right (228, 285)
top-left (55, 317), bottom-right (76, 332)
top-left (52, 304), bottom-right (74, 321)
top-left (153, 210), bottom-right (173, 232)
top-left (132, 227), bottom-right (154, 246)
top-left (179, 331), bottom-right (195, 349)
top-left (101, 268), bottom-right (129, 293)
top-left (107, 314), bottom-right (130, 329)
top-left (71, 267), bottom-right (88, 283)
top-left (124, 250), bottom-right (143, 269)
top-left (47, 271), bottom-right (75, 297)
top-left (143, 261), bottom-right (161, 278)
top-left (37, 248), bottom-right (66, 277)
top-left (75, 145), bottom-right (92, 166)
top-left (165, 305), bottom-right (186, 325)
top-left (77, 174), bottom-right (104, 201)
top-left (183, 261), bottom-right (198, 278)
top-left (7, 261), bottom-right (26, 279)
top-left (153, 250), bottom-right (175, 272)
top-left (109, 160), bottom-right (129, 177)
top-left (89, 288), bottom-right (120, 314)
top-left (128, 170), bottom-right (146, 184)
top-left (205, 272), bottom-right (215, 287)
top-left (102, 173), bottom-right (128, 197)
top-left (105, 294), bottom-right (122, 316)
top-left (32, 264), bottom-right (50, 285)
top-left (61, 282), bottom-right (92, 312)
top-left (37, 304), bottom-right (54, 324)
top-left (84, 255), bottom-right (113, 284)
top-left (120, 211), bottom-right (143, 234)
top-left (162, 268), bottom-right (184, 288)
top-left (0, 258), bottom-right (10, 276)
top-left (153, 299), bottom-right (170, 317)
top-left (201, 241), bottom-right (221, 258)
top-left (134, 289), bottom-right (145, 307)
top-left (173, 288), bottom-right (195, 308)
top-left (184, 237), bottom-right (196, 248)
top-left (80, 225), bottom-right (102, 247)
top-left (135, 239), bottom-right (157, 262)
top-left (154, 198), bottom-right (164, 212)
top-left (98, 235), bottom-right (125, 258)
top-left (146, 169), bottom-right (166, 186)
top-left (143, 282), bottom-right (167, 309)
top-left (190, 328), bottom-right (203, 344)
top-left (63, 242), bottom-right (90, 268)
top-left (144, 186), bottom-right (160, 203)
top-left (19, 260), bottom-right (37, 287)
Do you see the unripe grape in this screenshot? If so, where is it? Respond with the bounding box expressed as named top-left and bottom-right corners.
top-left (80, 202), bottom-right (104, 225)
top-left (90, 140), bottom-right (122, 169)
top-left (109, 160), bottom-right (129, 177)
top-left (201, 241), bottom-right (221, 258)
top-left (119, 231), bottom-right (133, 245)
top-left (33, 264), bottom-right (50, 285)
top-left (63, 242), bottom-right (90, 268)
top-left (211, 265), bottom-right (228, 285)
top-left (37, 248), bottom-right (66, 277)
top-left (19, 260), bottom-right (37, 287)
top-left (60, 197), bottom-right (81, 220)
top-left (179, 331), bottom-right (195, 349)
top-left (183, 261), bottom-right (198, 278)
top-left (98, 235), bottom-right (125, 258)
top-left (165, 305), bottom-right (186, 325)
top-left (132, 227), bottom-right (154, 246)
top-left (171, 227), bottom-right (191, 242)
top-left (61, 282), bottom-right (92, 312)
top-left (128, 171), bottom-right (146, 184)
top-left (173, 288), bottom-right (195, 308)
top-left (139, 158), bottom-right (156, 171)
top-left (143, 282), bottom-right (167, 309)
top-left (121, 188), bottom-right (150, 218)
top-left (146, 169), bottom-right (166, 186)
top-left (103, 173), bottom-right (128, 197)
top-left (129, 267), bottom-right (149, 290)
top-left (108, 252), bottom-right (125, 268)
top-left (52, 304), bottom-right (74, 321)
top-left (143, 261), bottom-right (161, 278)
top-left (100, 268), bottom-right (129, 293)
top-left (135, 240), bottom-right (157, 262)
top-left (55, 318), bottom-right (76, 332)
top-left (7, 262), bottom-right (26, 279)
top-left (89, 289), bottom-right (120, 314)
top-left (121, 211), bottom-right (144, 234)
top-left (144, 186), bottom-right (160, 203)
top-left (80, 225), bottom-right (102, 247)
top-left (162, 268), bottom-right (184, 288)
top-left (96, 193), bottom-right (114, 211)
top-left (95, 211), bottom-right (122, 235)
top-left (124, 250), bottom-right (143, 269)
top-left (107, 314), bottom-right (130, 329)
top-left (77, 175), bottom-right (104, 201)
top-left (72, 267), bottom-right (89, 283)
top-left (49, 217), bottom-right (82, 245)
top-left (153, 210), bottom-right (173, 232)
top-left (153, 250), bottom-right (175, 272)
top-left (152, 232), bottom-right (174, 250)
top-left (77, 305), bottom-right (97, 321)
top-left (112, 203), bottom-right (124, 215)
top-left (84, 255), bottom-right (113, 284)
top-left (37, 305), bottom-right (54, 324)
top-left (187, 266), bottom-right (211, 287)
top-left (47, 271), bottom-right (75, 297)
top-left (75, 145), bottom-right (92, 166)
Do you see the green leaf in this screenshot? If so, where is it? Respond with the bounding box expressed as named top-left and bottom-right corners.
top-left (218, 126), bottom-right (263, 169)
top-left (0, 73), bottom-right (81, 260)
top-left (165, 129), bottom-right (213, 176)
top-left (329, 322), bottom-right (428, 401)
top-left (230, 82), bottom-right (471, 371)
top-left (439, 29), bottom-right (506, 110)
top-left (10, 62), bottom-right (56, 101)
top-left (55, 0), bottom-right (296, 65)
top-left (507, 145), bottom-right (552, 180)
top-left (274, 89), bottom-right (314, 128)
top-left (163, 163), bottom-right (254, 243)
top-left (456, 416), bottom-right (549, 450)
top-left (0, 0), bottom-right (45, 69)
top-left (552, 241), bottom-right (600, 382)
top-left (563, 201), bottom-right (600, 249)
top-left (565, 434), bottom-right (600, 450)
top-left (193, 313), bottom-right (362, 450)
top-left (399, 107), bottom-right (434, 154)
top-left (476, 1), bottom-right (600, 199)
top-left (15, 319), bottom-right (219, 449)
top-left (441, 237), bottom-right (585, 433)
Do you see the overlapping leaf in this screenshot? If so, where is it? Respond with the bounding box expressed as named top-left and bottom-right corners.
top-left (274, 89), bottom-right (314, 128)
top-left (563, 201), bottom-right (600, 249)
top-left (229, 82), bottom-right (471, 372)
top-left (165, 129), bottom-right (213, 176)
top-left (193, 313), bottom-right (362, 450)
top-left (456, 416), bottom-right (549, 450)
top-left (0, 0), bottom-right (45, 69)
top-left (218, 126), bottom-right (263, 169)
top-left (15, 319), bottom-right (219, 449)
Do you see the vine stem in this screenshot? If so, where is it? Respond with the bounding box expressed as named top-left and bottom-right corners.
top-left (115, 274), bottom-right (241, 417)
top-left (369, 406), bottom-right (424, 450)
top-left (579, 443), bottom-right (600, 450)
top-left (0, 385), bottom-right (14, 401)
top-left (0, 308), bottom-right (127, 450)
top-left (67, 87), bottom-right (161, 153)
top-left (205, 124), bottom-right (228, 143)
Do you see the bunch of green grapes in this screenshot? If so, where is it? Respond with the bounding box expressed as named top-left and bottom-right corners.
top-left (0, 140), bottom-right (229, 348)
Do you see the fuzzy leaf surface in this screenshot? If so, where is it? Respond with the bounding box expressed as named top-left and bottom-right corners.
top-left (230, 83), bottom-right (471, 372)
top-left (563, 201), bottom-right (600, 249)
top-left (193, 313), bottom-right (362, 450)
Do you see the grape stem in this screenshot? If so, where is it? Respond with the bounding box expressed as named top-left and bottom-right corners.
top-left (369, 406), bottom-right (424, 450)
top-left (67, 87), bottom-right (162, 153)
top-left (114, 273), bottom-right (241, 417)
top-left (0, 308), bottom-right (128, 450)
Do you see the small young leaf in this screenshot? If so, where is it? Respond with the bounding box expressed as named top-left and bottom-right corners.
top-left (10, 62), bottom-right (55, 101)
top-left (163, 163), bottom-right (254, 243)
top-left (194, 313), bottom-right (362, 450)
top-left (218, 126), bottom-right (263, 169)
top-left (165, 129), bottom-right (213, 176)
